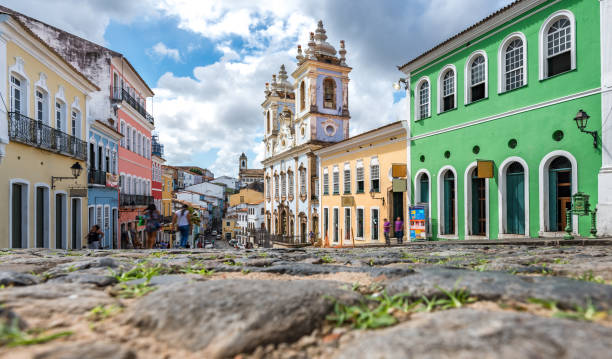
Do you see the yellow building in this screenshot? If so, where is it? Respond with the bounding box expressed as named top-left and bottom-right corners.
top-left (316, 121), bottom-right (408, 246)
top-left (222, 217), bottom-right (236, 240)
top-left (0, 14), bottom-right (99, 248)
top-left (229, 188), bottom-right (264, 207)
top-left (161, 166), bottom-right (174, 218)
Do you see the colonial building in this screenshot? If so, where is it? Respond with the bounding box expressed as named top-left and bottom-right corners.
top-left (263, 21), bottom-right (351, 242)
top-left (151, 134), bottom-right (165, 213)
top-left (0, 12), bottom-right (98, 248)
top-left (238, 153), bottom-right (264, 187)
top-left (87, 120), bottom-right (121, 248)
top-left (316, 121), bottom-right (408, 246)
top-left (2, 5), bottom-right (156, 247)
top-left (398, 0), bottom-right (610, 239)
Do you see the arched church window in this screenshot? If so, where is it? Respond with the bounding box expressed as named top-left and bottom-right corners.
top-left (323, 78), bottom-right (336, 109)
top-left (300, 81), bottom-right (306, 112)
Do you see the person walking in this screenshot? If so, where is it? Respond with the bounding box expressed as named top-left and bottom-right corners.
top-left (86, 225), bottom-right (104, 249)
top-left (144, 204), bottom-right (162, 249)
top-left (395, 217), bottom-right (404, 244)
top-left (308, 230), bottom-right (315, 244)
top-left (383, 218), bottom-right (391, 246)
top-left (172, 204), bottom-right (192, 248)
top-left (121, 223), bottom-right (135, 249)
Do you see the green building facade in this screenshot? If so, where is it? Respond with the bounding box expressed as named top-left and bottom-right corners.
top-left (399, 0), bottom-right (610, 240)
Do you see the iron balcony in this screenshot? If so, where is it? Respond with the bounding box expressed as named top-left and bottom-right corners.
top-left (111, 87), bottom-right (155, 125)
top-left (88, 169), bottom-right (107, 186)
top-left (120, 194), bottom-right (154, 207)
top-left (8, 112), bottom-right (87, 161)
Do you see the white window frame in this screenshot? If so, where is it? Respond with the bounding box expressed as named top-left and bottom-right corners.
top-left (498, 32), bottom-right (528, 93)
top-left (35, 88), bottom-right (50, 125)
top-left (355, 206), bottom-right (364, 240)
top-left (343, 207), bottom-right (352, 241)
top-left (55, 100), bottom-right (66, 132)
top-left (464, 162), bottom-right (490, 239)
top-left (9, 179), bottom-right (30, 248)
top-left (332, 166), bottom-right (340, 195)
top-left (370, 157), bottom-right (380, 193)
top-left (413, 76), bottom-right (430, 121)
top-left (464, 50), bottom-right (488, 104)
top-left (323, 168), bottom-right (329, 195)
top-left (497, 156), bottom-right (530, 238)
top-left (34, 183), bottom-right (51, 248)
top-left (538, 10), bottom-right (576, 80)
top-left (343, 162), bottom-right (351, 194)
top-left (370, 207), bottom-right (379, 241)
top-left (437, 64), bottom-right (457, 114)
top-left (355, 160), bottom-right (364, 193)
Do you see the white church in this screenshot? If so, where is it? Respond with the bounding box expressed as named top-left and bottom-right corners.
top-left (262, 21), bottom-right (351, 241)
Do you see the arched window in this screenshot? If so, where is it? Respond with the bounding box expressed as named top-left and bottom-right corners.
top-left (415, 77), bottom-right (430, 120)
top-left (540, 11), bottom-right (575, 79)
top-left (465, 51), bottom-right (487, 104)
top-left (299, 81), bottom-right (306, 111)
top-left (499, 33), bottom-right (527, 92)
top-left (438, 66), bottom-right (456, 113)
top-left (323, 78), bottom-right (336, 109)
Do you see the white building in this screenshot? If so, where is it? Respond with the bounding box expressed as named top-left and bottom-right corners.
top-left (235, 201), bottom-right (264, 244)
top-left (212, 176), bottom-right (239, 191)
top-left (263, 21), bottom-right (351, 242)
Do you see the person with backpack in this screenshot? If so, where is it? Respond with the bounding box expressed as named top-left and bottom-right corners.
top-left (172, 204), bottom-right (192, 248)
top-left (144, 204), bottom-right (162, 249)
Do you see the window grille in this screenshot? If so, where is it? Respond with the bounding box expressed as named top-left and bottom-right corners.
top-left (418, 82), bottom-right (429, 119)
top-left (505, 39), bottom-right (524, 91)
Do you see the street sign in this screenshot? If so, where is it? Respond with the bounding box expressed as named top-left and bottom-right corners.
top-left (392, 179), bottom-right (407, 192)
top-left (341, 196), bottom-right (354, 207)
top-left (477, 160), bottom-right (494, 178)
top-left (571, 192), bottom-right (590, 216)
top-left (392, 164), bottom-right (407, 178)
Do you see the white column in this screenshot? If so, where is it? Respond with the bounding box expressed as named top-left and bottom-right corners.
top-left (598, 0), bottom-right (612, 235)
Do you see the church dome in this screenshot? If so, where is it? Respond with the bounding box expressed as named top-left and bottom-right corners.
top-left (313, 20), bottom-right (336, 57)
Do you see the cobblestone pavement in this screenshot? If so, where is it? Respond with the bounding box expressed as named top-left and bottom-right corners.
top-left (1, 243), bottom-right (611, 359)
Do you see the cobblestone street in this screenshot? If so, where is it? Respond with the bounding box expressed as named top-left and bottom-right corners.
top-left (1, 243), bottom-right (611, 358)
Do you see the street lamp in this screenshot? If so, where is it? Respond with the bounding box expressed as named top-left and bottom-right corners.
top-left (573, 109), bottom-right (598, 148)
top-left (51, 162), bottom-right (83, 189)
top-left (393, 78), bottom-right (408, 91)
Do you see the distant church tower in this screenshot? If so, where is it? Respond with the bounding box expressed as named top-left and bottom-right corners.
top-left (239, 152), bottom-right (248, 171)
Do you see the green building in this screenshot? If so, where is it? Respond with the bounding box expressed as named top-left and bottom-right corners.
top-left (398, 0), bottom-right (612, 240)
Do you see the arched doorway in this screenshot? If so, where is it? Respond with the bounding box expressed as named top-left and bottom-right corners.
top-left (440, 169), bottom-right (456, 235)
top-left (548, 156), bottom-right (572, 232)
top-left (506, 162), bottom-right (525, 235)
top-left (467, 167), bottom-right (486, 236)
top-left (418, 173), bottom-right (429, 204)
top-left (280, 209), bottom-right (287, 235)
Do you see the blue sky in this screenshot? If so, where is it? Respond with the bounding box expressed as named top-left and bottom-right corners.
top-left (7, 0), bottom-right (512, 177)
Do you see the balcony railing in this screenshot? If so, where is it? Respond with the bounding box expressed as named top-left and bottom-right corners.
top-left (88, 169), bottom-right (107, 186)
top-left (8, 112), bottom-right (87, 161)
top-left (120, 194), bottom-right (154, 207)
top-left (112, 87), bottom-right (154, 125)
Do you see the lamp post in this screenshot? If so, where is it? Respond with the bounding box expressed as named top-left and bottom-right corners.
top-left (573, 109), bottom-right (598, 148)
top-left (393, 78), bottom-right (408, 91)
top-left (51, 162), bottom-right (83, 189)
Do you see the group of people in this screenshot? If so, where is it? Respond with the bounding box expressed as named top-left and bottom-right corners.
top-left (383, 217), bottom-right (404, 246)
top-left (85, 203), bottom-right (196, 250)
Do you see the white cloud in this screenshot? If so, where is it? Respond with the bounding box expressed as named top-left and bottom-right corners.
top-left (150, 42), bottom-right (182, 62)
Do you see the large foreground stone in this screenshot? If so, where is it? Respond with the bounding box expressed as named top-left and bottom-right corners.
top-left (124, 279), bottom-right (360, 358)
top-left (386, 267), bottom-right (612, 309)
top-left (33, 342), bottom-right (135, 359)
top-left (334, 309), bottom-right (612, 359)
top-left (0, 270), bottom-right (39, 286)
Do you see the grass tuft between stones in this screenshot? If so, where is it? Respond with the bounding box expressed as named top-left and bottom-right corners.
top-left (528, 298), bottom-right (610, 322)
top-left (0, 319), bottom-right (72, 347)
top-left (326, 286), bottom-right (476, 330)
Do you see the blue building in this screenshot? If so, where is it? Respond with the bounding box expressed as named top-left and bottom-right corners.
top-left (87, 120), bottom-right (122, 248)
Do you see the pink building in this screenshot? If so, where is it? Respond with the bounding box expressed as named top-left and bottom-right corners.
top-left (112, 61), bottom-right (155, 247)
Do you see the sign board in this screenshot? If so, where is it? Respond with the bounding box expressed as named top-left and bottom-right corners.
top-left (341, 196), bottom-right (354, 207)
top-left (69, 188), bottom-right (87, 197)
top-left (106, 173), bottom-right (119, 187)
top-left (409, 205), bottom-right (427, 240)
top-left (392, 164), bottom-right (407, 178)
top-left (571, 192), bottom-right (590, 216)
top-left (477, 160), bottom-right (494, 178)
top-left (392, 179), bottom-right (407, 192)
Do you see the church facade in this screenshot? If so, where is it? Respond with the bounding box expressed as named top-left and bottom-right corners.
top-left (262, 21), bottom-right (351, 242)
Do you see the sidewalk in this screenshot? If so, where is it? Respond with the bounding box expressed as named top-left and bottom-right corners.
top-left (322, 237), bottom-right (612, 249)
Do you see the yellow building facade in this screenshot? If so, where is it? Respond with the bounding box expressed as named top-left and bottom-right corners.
top-left (161, 168), bottom-right (174, 218)
top-left (0, 15), bottom-right (98, 248)
top-left (229, 188), bottom-right (264, 207)
top-left (222, 217), bottom-right (236, 240)
top-left (317, 121), bottom-right (408, 246)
